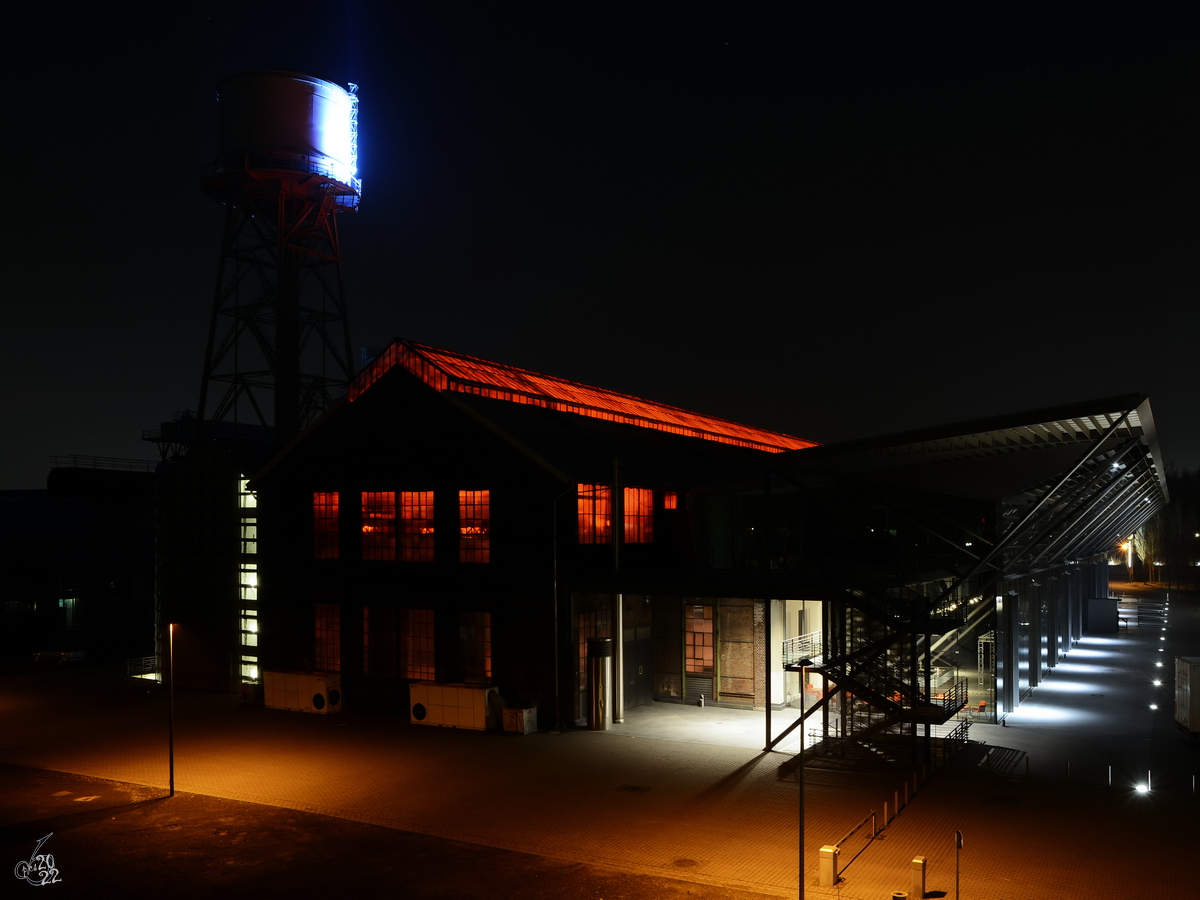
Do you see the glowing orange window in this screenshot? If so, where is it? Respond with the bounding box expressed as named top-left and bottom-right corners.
top-left (313, 492), bottom-right (339, 559)
top-left (624, 487), bottom-right (653, 543)
top-left (577, 484), bottom-right (611, 544)
top-left (663, 491), bottom-right (679, 510)
top-left (361, 492), bottom-right (396, 560)
top-left (400, 491), bottom-right (435, 562)
top-left (459, 490), bottom-right (491, 563)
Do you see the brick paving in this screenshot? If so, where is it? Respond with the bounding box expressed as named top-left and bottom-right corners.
top-left (2, 583), bottom-right (1196, 898)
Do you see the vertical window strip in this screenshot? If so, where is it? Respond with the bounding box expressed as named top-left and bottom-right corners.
top-left (400, 491), bottom-right (435, 562)
top-left (459, 490), bottom-right (491, 563)
top-left (313, 491), bottom-right (339, 559)
top-left (402, 608), bottom-right (436, 680)
top-left (684, 605), bottom-right (714, 674)
top-left (361, 492), bottom-right (396, 560)
top-left (459, 611), bottom-right (492, 679)
top-left (577, 484), bottom-right (611, 544)
top-left (624, 487), bottom-right (654, 543)
top-left (314, 602), bottom-right (341, 672)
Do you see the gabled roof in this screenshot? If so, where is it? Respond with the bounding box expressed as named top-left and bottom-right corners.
top-left (348, 339), bottom-right (817, 454)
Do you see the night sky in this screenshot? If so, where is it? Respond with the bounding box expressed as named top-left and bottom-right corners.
top-left (7, 4), bottom-right (1197, 489)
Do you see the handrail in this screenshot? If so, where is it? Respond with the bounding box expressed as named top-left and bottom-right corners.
top-left (835, 810), bottom-right (880, 876)
top-left (835, 810), bottom-right (877, 848)
top-left (781, 630), bottom-right (823, 667)
top-left (52, 455), bottom-right (158, 473)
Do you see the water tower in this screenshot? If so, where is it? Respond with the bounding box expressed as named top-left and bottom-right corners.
top-left (197, 70), bottom-right (361, 444)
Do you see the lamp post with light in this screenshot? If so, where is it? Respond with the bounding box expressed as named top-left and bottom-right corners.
top-left (168, 622), bottom-right (175, 797)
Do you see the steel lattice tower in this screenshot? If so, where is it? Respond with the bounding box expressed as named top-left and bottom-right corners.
top-left (197, 70), bottom-right (360, 444)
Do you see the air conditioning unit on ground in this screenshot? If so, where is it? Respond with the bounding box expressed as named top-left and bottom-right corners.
top-left (410, 682), bottom-right (497, 730)
top-left (264, 671), bottom-right (343, 714)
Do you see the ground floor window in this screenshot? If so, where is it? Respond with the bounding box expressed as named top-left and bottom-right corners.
top-left (402, 608), bottom-right (436, 680)
top-left (315, 603), bottom-right (341, 671)
top-left (573, 595), bottom-right (612, 723)
top-left (363, 606), bottom-right (399, 677)
top-left (684, 604), bottom-right (714, 673)
top-left (459, 611), bottom-right (492, 679)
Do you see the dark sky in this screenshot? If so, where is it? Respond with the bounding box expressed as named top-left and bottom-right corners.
top-left (7, 4), bottom-right (1197, 489)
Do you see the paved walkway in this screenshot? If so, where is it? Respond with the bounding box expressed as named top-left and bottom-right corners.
top-left (2, 583), bottom-right (1196, 898)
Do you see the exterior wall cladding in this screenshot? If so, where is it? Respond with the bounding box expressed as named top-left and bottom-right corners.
top-left (250, 356), bottom-right (1167, 743)
top-left (252, 360), bottom-right (791, 729)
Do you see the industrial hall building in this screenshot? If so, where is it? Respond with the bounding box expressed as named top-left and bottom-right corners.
top-left (243, 337), bottom-right (1167, 758)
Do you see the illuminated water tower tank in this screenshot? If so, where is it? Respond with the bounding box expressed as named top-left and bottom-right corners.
top-left (198, 70), bottom-right (361, 444)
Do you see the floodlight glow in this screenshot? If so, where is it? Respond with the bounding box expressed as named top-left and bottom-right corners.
top-left (1054, 663), bottom-right (1109, 675)
top-left (1153, 680), bottom-right (1162, 686)
top-left (1136, 784), bottom-right (1149, 793)
top-left (1034, 680), bottom-right (1096, 693)
top-left (1149, 704), bottom-right (1158, 709)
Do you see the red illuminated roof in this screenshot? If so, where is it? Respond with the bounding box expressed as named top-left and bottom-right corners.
top-left (348, 339), bottom-right (817, 453)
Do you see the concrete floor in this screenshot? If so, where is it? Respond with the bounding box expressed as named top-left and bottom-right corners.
top-left (3, 583), bottom-right (1197, 898)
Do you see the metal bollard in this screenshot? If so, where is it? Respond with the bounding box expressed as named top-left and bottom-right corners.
top-left (818, 845), bottom-right (839, 887)
top-left (911, 855), bottom-right (927, 898)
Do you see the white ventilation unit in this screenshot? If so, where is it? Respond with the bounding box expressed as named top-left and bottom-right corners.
top-left (410, 682), bottom-right (497, 730)
top-left (264, 671), bottom-right (343, 714)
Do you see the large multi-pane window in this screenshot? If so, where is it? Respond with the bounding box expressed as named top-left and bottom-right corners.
top-left (459, 611), bottom-right (492, 679)
top-left (684, 605), bottom-right (714, 674)
top-left (400, 491), bottom-right (435, 562)
top-left (578, 484), bottom-right (653, 543)
top-left (624, 487), bottom-right (653, 543)
top-left (459, 490), bottom-right (491, 563)
top-left (575, 603), bottom-right (611, 722)
top-left (361, 492), bottom-right (396, 560)
top-left (315, 602), bottom-right (341, 672)
top-left (313, 492), bottom-right (339, 559)
top-left (401, 608), bottom-right (436, 680)
top-left (577, 484), bottom-right (611, 544)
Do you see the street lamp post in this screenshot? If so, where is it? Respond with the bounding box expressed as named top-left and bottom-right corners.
top-left (168, 622), bottom-right (175, 797)
top-left (798, 721), bottom-right (805, 900)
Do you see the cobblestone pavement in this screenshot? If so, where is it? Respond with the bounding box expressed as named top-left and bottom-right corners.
top-left (2, 584), bottom-right (1196, 898)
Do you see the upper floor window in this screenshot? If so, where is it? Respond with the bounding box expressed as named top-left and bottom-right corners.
top-left (663, 491), bottom-right (679, 510)
top-left (313, 492), bottom-right (339, 559)
top-left (362, 492), bottom-right (396, 560)
top-left (459, 490), bottom-right (491, 563)
top-left (577, 484), bottom-right (653, 543)
top-left (577, 484), bottom-right (611, 544)
top-left (400, 491), bottom-right (435, 562)
top-left (624, 487), bottom-right (653, 543)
